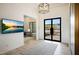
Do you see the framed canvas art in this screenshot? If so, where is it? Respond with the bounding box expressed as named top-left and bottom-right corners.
top-left (1, 18), bottom-right (24, 34)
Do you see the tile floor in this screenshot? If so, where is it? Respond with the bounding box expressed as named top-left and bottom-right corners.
top-left (2, 37), bottom-right (71, 55)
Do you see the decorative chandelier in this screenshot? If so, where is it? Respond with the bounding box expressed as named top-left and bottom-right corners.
top-left (38, 3), bottom-right (49, 14)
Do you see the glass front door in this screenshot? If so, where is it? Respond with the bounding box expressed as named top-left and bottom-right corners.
top-left (44, 17), bottom-right (61, 42)
top-left (44, 19), bottom-right (51, 40)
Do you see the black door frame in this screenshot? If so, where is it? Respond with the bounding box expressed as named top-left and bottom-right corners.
top-left (44, 17), bottom-right (61, 42)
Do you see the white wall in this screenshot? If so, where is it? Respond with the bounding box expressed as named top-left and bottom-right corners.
top-left (37, 4), bottom-right (70, 44)
top-left (0, 3), bottom-right (38, 54)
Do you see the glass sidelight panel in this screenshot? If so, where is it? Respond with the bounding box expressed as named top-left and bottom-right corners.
top-left (44, 20), bottom-right (51, 40)
top-left (52, 18), bottom-right (61, 41)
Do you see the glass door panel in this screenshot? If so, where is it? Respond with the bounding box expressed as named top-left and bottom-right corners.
top-left (52, 18), bottom-right (61, 42)
top-left (44, 19), bottom-right (51, 40)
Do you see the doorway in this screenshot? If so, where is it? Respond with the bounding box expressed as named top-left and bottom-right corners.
top-left (44, 17), bottom-right (61, 42)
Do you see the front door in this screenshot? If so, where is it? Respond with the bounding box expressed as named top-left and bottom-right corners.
top-left (44, 17), bottom-right (61, 42)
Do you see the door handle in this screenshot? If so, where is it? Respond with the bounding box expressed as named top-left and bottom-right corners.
top-left (50, 28), bottom-right (53, 35)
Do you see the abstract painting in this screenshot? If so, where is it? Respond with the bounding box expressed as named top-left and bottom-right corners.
top-left (1, 19), bottom-right (24, 34)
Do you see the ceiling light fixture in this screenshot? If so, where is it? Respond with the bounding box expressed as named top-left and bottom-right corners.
top-left (38, 3), bottom-right (49, 14)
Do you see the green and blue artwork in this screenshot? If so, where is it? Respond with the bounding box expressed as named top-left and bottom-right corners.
top-left (1, 19), bottom-right (24, 34)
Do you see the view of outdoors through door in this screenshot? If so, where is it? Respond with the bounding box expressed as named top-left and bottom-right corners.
top-left (52, 19), bottom-right (61, 41)
top-left (44, 20), bottom-right (51, 40)
top-left (44, 17), bottom-right (61, 42)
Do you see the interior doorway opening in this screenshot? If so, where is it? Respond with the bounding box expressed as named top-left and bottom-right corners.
top-left (24, 15), bottom-right (36, 38)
